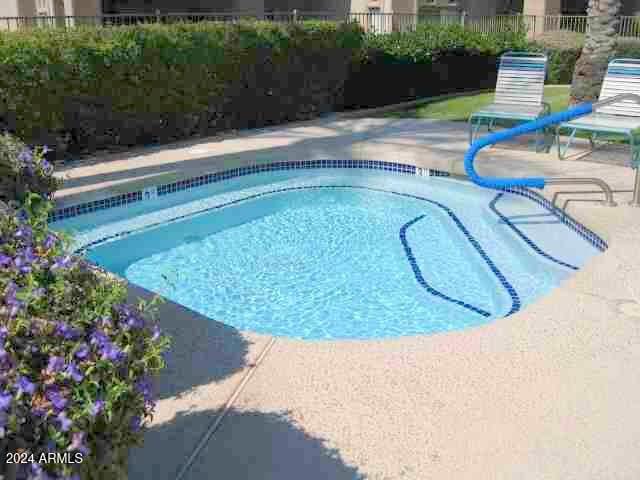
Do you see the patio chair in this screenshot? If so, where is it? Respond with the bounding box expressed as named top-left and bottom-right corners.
top-left (556, 58), bottom-right (640, 166)
top-left (468, 52), bottom-right (550, 150)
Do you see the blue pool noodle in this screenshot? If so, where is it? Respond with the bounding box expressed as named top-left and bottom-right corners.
top-left (464, 102), bottom-right (594, 189)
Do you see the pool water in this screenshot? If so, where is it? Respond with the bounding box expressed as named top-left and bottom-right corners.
top-left (54, 169), bottom-right (602, 340)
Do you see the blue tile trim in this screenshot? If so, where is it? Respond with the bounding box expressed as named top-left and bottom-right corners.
top-left (501, 186), bottom-right (608, 252)
top-left (489, 192), bottom-right (579, 271)
top-left (400, 215), bottom-right (492, 318)
top-left (48, 160), bottom-right (417, 223)
top-left (48, 159), bottom-right (606, 256)
top-left (76, 184), bottom-right (521, 318)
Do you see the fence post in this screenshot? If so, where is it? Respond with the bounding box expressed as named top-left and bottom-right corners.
top-left (292, 9), bottom-right (297, 22)
top-left (460, 10), bottom-right (466, 28)
top-left (155, 9), bottom-right (161, 24)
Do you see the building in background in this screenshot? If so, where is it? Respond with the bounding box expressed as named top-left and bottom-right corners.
top-left (1, 0), bottom-right (640, 24)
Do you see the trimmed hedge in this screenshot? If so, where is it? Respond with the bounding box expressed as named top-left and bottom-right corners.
top-left (0, 21), bottom-right (364, 157)
top-left (0, 21), bottom-right (532, 157)
top-left (343, 23), bottom-right (529, 109)
top-left (529, 32), bottom-right (640, 85)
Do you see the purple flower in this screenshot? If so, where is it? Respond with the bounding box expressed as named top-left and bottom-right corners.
top-left (0, 391), bottom-right (12, 410)
top-left (4, 282), bottom-right (24, 317)
top-left (74, 343), bottom-right (90, 360)
top-left (151, 324), bottom-right (162, 342)
top-left (130, 415), bottom-right (142, 432)
top-left (0, 254), bottom-right (11, 267)
top-left (16, 376), bottom-right (35, 396)
top-left (0, 326), bottom-right (7, 342)
top-left (65, 362), bottom-right (83, 383)
top-left (90, 330), bottom-right (109, 348)
top-left (17, 148), bottom-right (33, 165)
top-left (46, 387), bottom-right (68, 411)
top-left (43, 233), bottom-right (57, 250)
top-left (91, 330), bottom-right (126, 363)
top-left (67, 431), bottom-right (89, 455)
top-left (46, 356), bottom-right (66, 374)
top-left (42, 145), bottom-right (52, 155)
top-left (100, 342), bottom-right (125, 363)
top-left (135, 376), bottom-right (153, 401)
top-left (50, 255), bottom-right (72, 271)
top-left (55, 322), bottom-right (80, 340)
top-left (125, 313), bottom-right (144, 330)
top-left (90, 399), bottom-right (105, 417)
top-left (57, 411), bottom-right (72, 432)
top-left (27, 462), bottom-right (47, 480)
top-left (13, 253), bottom-right (33, 273)
top-left (14, 225), bottom-right (33, 242)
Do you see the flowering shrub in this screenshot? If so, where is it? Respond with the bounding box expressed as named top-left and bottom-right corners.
top-left (0, 194), bottom-right (170, 479)
top-left (0, 134), bottom-right (61, 204)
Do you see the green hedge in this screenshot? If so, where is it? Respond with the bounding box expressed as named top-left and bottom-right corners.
top-left (0, 21), bottom-right (364, 156)
top-left (0, 21), bottom-right (532, 157)
top-left (343, 23), bottom-right (528, 109)
top-left (530, 33), bottom-right (640, 84)
top-left (361, 23), bottom-right (529, 64)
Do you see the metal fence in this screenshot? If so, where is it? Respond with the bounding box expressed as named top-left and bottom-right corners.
top-left (1, 12), bottom-right (640, 39)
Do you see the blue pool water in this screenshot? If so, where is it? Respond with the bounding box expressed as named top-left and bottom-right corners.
top-left (53, 168), bottom-right (602, 340)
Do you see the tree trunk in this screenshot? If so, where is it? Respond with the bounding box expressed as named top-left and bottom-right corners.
top-left (569, 0), bottom-right (622, 104)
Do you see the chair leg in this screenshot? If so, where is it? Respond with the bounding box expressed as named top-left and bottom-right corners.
top-left (469, 116), bottom-right (484, 145)
top-left (557, 127), bottom-right (578, 160)
top-left (468, 116), bottom-right (476, 145)
top-left (630, 167), bottom-right (640, 207)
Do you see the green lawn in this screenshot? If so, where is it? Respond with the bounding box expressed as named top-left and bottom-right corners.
top-left (388, 85), bottom-right (571, 121)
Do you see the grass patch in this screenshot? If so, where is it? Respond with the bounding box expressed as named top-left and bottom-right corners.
top-left (388, 85), bottom-right (570, 121)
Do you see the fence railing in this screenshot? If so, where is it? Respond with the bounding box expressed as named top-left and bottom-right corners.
top-left (1, 12), bottom-right (640, 39)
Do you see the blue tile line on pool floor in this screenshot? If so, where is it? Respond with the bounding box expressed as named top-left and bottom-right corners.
top-left (400, 215), bottom-right (492, 318)
top-left (489, 192), bottom-right (579, 271)
top-left (75, 184), bottom-right (522, 318)
top-left (49, 159), bottom-right (607, 254)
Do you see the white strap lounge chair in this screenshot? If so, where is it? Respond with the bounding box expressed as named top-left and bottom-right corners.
top-left (468, 51), bottom-right (550, 149)
top-left (557, 58), bottom-right (640, 167)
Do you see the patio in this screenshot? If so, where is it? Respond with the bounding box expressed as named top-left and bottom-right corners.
top-left (55, 117), bottom-right (640, 480)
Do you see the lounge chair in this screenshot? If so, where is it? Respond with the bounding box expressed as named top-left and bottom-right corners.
top-left (556, 58), bottom-right (640, 167)
top-left (468, 52), bottom-right (550, 150)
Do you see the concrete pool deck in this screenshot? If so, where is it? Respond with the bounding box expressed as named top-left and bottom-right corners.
top-left (55, 118), bottom-right (640, 479)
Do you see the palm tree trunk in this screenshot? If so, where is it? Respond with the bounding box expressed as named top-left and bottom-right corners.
top-left (569, 0), bottom-right (622, 104)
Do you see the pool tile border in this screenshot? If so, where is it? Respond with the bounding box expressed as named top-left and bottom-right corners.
top-left (48, 159), bottom-right (607, 252)
top-left (489, 192), bottom-right (579, 271)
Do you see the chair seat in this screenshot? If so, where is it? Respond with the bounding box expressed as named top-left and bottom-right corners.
top-left (471, 103), bottom-right (547, 120)
top-left (561, 113), bottom-right (640, 135)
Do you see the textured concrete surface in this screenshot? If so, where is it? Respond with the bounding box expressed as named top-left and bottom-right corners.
top-left (55, 119), bottom-right (640, 480)
top-left (125, 284), bottom-right (271, 480)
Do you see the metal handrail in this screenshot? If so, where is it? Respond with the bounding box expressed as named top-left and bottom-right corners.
top-left (546, 178), bottom-right (616, 207)
top-left (464, 92), bottom-right (640, 207)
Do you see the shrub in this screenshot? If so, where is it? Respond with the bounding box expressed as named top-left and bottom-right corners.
top-left (343, 23), bottom-right (527, 109)
top-left (361, 22), bottom-right (529, 64)
top-left (0, 21), bottom-right (364, 158)
top-left (530, 34), bottom-right (640, 85)
top-left (0, 134), bottom-right (61, 204)
top-left (0, 194), bottom-right (170, 479)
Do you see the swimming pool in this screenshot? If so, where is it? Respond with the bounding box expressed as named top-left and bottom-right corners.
top-left (52, 161), bottom-right (605, 340)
